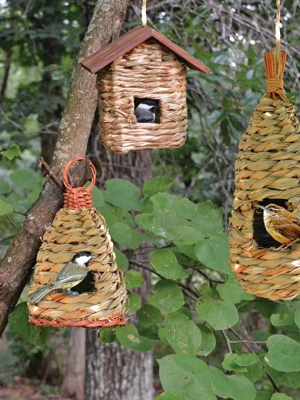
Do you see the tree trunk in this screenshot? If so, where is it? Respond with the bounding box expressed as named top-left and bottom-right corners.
top-left (85, 151), bottom-right (154, 400)
top-left (61, 328), bottom-right (86, 400)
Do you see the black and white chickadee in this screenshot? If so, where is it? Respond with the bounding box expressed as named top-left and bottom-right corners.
top-left (28, 251), bottom-right (96, 303)
top-left (134, 100), bottom-right (157, 123)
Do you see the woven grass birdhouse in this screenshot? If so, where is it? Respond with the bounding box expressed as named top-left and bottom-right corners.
top-left (229, 50), bottom-right (300, 301)
top-left (28, 158), bottom-right (127, 327)
top-left (81, 26), bottom-right (210, 154)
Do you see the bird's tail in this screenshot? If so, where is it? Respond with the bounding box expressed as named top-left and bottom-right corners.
top-left (28, 284), bottom-right (54, 303)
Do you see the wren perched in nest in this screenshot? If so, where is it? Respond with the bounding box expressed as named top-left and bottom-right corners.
top-left (258, 204), bottom-right (300, 250)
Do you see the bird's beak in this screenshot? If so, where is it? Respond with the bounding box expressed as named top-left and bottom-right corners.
top-left (91, 254), bottom-right (98, 259)
top-left (256, 204), bottom-right (265, 210)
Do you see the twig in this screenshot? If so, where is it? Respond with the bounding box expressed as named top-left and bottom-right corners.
top-left (6, 215), bottom-right (18, 232)
top-left (38, 157), bottom-right (63, 189)
top-left (0, 235), bottom-right (15, 244)
top-left (221, 330), bottom-right (232, 353)
top-left (129, 259), bottom-right (198, 300)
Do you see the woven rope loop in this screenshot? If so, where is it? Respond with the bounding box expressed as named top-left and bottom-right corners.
top-left (266, 77), bottom-right (284, 96)
top-left (63, 157), bottom-right (96, 210)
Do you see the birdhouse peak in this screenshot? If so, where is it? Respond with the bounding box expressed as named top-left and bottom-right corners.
top-left (81, 25), bottom-right (210, 74)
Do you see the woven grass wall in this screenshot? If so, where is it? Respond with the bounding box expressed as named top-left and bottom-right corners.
top-left (97, 39), bottom-right (187, 153)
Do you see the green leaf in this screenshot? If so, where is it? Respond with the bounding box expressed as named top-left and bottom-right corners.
top-left (195, 296), bottom-right (238, 330)
top-left (142, 177), bottom-right (174, 196)
top-left (137, 304), bottom-right (164, 327)
top-left (265, 335), bottom-right (300, 372)
top-left (294, 307), bottom-right (300, 329)
top-left (1, 144), bottom-right (21, 160)
top-left (209, 366), bottom-right (256, 400)
top-left (114, 248), bottom-right (129, 271)
top-left (158, 354), bottom-right (215, 400)
top-left (10, 170), bottom-right (42, 190)
top-left (136, 210), bottom-right (184, 240)
top-left (155, 393), bottom-right (189, 400)
top-left (99, 327), bottom-right (116, 343)
top-left (194, 201), bottom-right (224, 235)
top-left (109, 222), bottom-right (142, 250)
top-left (150, 250), bottom-right (189, 280)
top-left (148, 280), bottom-right (184, 313)
top-left (0, 180), bottom-right (10, 194)
top-left (194, 233), bottom-right (231, 274)
top-left (175, 198), bottom-right (198, 221)
top-left (173, 226), bottom-right (204, 246)
top-left (115, 325), bottom-right (152, 352)
top-left (91, 187), bottom-right (105, 209)
top-left (270, 313), bottom-right (294, 327)
top-left (0, 199), bottom-right (13, 215)
top-left (271, 394), bottom-right (293, 400)
top-left (103, 179), bottom-right (141, 211)
top-left (151, 193), bottom-right (180, 211)
top-left (165, 313), bottom-right (202, 355)
top-left (158, 328), bottom-right (169, 346)
top-left (126, 294), bottom-right (141, 316)
top-left (222, 353), bottom-right (247, 373)
top-left (217, 276), bottom-right (255, 304)
top-left (8, 303), bottom-right (49, 347)
top-left (197, 324), bottom-right (216, 356)
top-left (125, 270), bottom-right (144, 290)
top-left (234, 353), bottom-right (259, 367)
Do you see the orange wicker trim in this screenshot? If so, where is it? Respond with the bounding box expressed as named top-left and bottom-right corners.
top-left (63, 157), bottom-right (96, 210)
top-left (264, 50), bottom-right (288, 101)
top-left (28, 313), bottom-right (126, 328)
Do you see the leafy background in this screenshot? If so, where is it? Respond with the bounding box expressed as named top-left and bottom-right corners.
top-left (1, 0), bottom-right (300, 399)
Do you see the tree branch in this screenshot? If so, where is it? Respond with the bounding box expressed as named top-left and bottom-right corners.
top-left (0, 0), bottom-right (128, 337)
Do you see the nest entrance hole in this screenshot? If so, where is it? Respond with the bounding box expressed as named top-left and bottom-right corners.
top-left (253, 198), bottom-right (287, 248)
top-left (70, 271), bottom-right (95, 294)
top-left (134, 98), bottom-right (161, 123)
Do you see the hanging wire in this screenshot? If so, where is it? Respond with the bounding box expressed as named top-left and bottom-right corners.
top-left (142, 0), bottom-right (147, 26)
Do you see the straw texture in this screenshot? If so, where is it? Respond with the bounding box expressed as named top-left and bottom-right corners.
top-left (28, 158), bottom-right (127, 327)
top-left (229, 51), bottom-right (300, 300)
top-left (98, 39), bottom-right (187, 153)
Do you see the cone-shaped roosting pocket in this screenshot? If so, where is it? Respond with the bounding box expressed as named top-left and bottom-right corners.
top-left (28, 158), bottom-right (127, 327)
top-left (229, 51), bottom-right (300, 301)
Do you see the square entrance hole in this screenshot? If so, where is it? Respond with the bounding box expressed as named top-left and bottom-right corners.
top-left (134, 98), bottom-right (160, 123)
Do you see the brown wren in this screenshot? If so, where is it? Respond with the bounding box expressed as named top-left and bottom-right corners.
top-left (258, 203), bottom-right (300, 250)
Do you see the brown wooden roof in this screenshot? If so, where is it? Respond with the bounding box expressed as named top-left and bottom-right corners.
top-left (81, 25), bottom-right (210, 74)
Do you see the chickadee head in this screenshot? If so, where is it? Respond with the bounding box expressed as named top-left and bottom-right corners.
top-left (72, 251), bottom-right (96, 266)
top-left (134, 100), bottom-right (158, 123)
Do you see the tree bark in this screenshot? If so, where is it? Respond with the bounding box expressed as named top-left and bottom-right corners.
top-left (0, 0), bottom-right (127, 337)
top-left (61, 328), bottom-right (86, 400)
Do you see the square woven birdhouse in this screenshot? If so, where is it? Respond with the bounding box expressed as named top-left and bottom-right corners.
top-left (81, 26), bottom-right (210, 154)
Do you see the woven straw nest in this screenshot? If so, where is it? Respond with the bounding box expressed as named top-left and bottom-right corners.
top-left (229, 50), bottom-right (300, 301)
top-left (28, 158), bottom-right (127, 327)
top-left (98, 39), bottom-right (187, 154)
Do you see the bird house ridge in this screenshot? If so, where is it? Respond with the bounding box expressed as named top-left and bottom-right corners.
top-left (80, 25), bottom-right (210, 74)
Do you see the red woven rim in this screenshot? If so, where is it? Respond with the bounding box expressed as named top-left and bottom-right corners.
top-left (28, 313), bottom-right (126, 328)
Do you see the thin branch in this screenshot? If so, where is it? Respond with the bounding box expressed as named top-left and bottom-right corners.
top-left (221, 330), bottom-right (232, 353)
top-left (6, 215), bottom-right (18, 232)
top-left (129, 259), bottom-right (198, 300)
top-left (38, 157), bottom-right (64, 189)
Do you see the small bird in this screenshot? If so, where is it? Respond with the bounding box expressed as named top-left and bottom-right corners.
top-left (28, 251), bottom-right (96, 303)
top-left (258, 203), bottom-right (300, 250)
top-left (134, 99), bottom-right (157, 123)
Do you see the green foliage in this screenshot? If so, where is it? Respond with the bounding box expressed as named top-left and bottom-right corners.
top-left (8, 303), bottom-right (49, 347)
top-left (1, 144), bottom-right (21, 160)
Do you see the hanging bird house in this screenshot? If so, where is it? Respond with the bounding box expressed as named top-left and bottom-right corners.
top-left (229, 50), bottom-right (300, 301)
top-left (28, 158), bottom-right (127, 327)
top-left (81, 25), bottom-right (210, 154)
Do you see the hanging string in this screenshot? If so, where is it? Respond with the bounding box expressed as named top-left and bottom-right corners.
top-left (275, 0), bottom-right (281, 77)
top-left (142, 0), bottom-right (147, 26)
